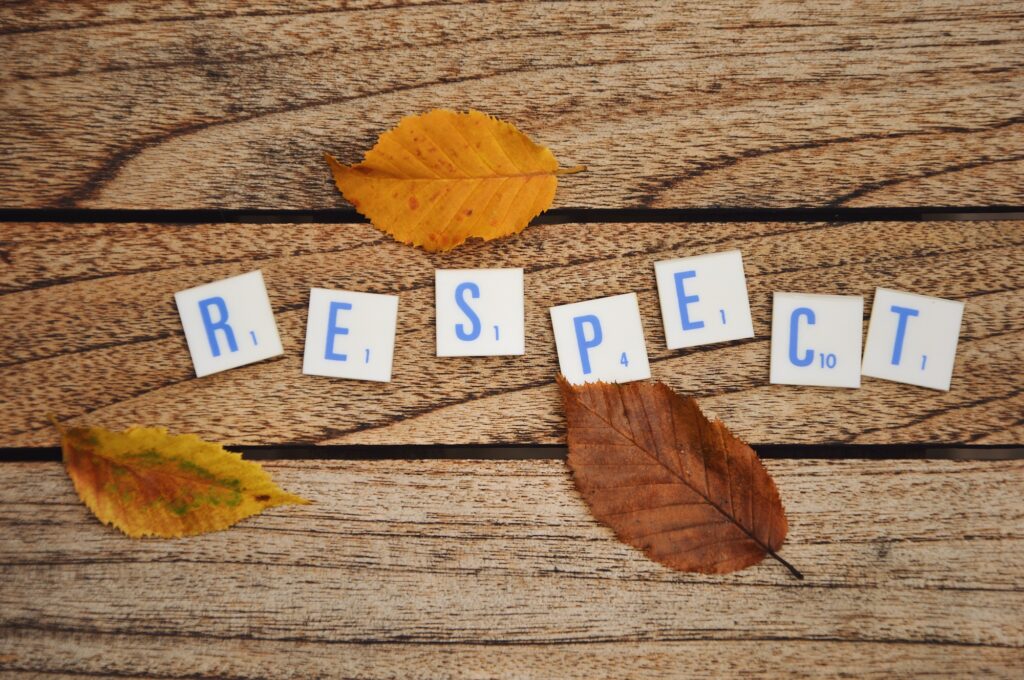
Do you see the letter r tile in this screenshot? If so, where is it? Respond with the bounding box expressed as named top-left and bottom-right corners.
top-left (174, 270), bottom-right (283, 378)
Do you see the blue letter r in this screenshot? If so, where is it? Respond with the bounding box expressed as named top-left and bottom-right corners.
top-left (198, 296), bottom-right (238, 358)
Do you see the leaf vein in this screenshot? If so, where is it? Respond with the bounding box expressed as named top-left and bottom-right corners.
top-left (625, 517), bottom-right (731, 543)
top-left (600, 499), bottom-right (708, 518)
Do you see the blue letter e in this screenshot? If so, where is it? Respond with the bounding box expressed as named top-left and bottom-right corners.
top-left (788, 307), bottom-right (815, 367)
top-left (198, 296), bottom-right (238, 358)
top-left (325, 300), bottom-right (352, 361)
top-left (673, 270), bottom-right (705, 331)
top-left (573, 314), bottom-right (603, 375)
top-left (454, 282), bottom-right (482, 341)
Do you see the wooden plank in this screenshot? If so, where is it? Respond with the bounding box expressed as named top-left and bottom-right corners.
top-left (2, 634), bottom-right (1021, 680)
top-left (0, 459), bottom-right (1021, 678)
top-left (1, 220), bottom-right (1021, 447)
top-left (1, 1), bottom-right (1022, 210)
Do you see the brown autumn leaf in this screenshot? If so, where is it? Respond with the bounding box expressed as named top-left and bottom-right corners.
top-left (325, 109), bottom-right (583, 252)
top-left (57, 421), bottom-right (309, 538)
top-left (558, 376), bottom-right (801, 578)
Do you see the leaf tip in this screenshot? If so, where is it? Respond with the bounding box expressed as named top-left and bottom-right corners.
top-left (555, 373), bottom-right (579, 399)
top-left (263, 487), bottom-right (313, 507)
top-left (324, 152), bottom-right (344, 173)
top-left (47, 413), bottom-right (65, 435)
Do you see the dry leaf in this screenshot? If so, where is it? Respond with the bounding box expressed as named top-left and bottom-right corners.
top-left (558, 376), bottom-right (801, 578)
top-left (57, 422), bottom-right (309, 538)
top-left (325, 109), bottom-right (583, 252)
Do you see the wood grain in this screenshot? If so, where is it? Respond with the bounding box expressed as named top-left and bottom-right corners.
top-left (1, 220), bottom-right (1021, 448)
top-left (0, 459), bottom-right (1021, 678)
top-left (1, 1), bottom-right (1022, 209)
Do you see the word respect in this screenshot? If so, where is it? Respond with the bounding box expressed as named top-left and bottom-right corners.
top-left (174, 249), bottom-right (965, 391)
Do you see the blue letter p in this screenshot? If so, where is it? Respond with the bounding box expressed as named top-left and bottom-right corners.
top-left (573, 314), bottom-right (603, 375)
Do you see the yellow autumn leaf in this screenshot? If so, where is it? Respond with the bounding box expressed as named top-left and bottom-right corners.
top-left (57, 422), bottom-right (309, 538)
top-left (326, 109), bottom-right (583, 252)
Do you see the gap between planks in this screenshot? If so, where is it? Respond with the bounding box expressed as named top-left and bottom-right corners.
top-left (1, 207), bottom-right (1023, 225)
top-left (2, 444), bottom-right (1023, 463)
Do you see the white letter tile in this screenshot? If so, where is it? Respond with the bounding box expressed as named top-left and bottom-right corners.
top-left (654, 249), bottom-right (754, 349)
top-left (302, 288), bottom-right (399, 382)
top-left (175, 270), bottom-right (283, 378)
top-left (861, 287), bottom-right (964, 391)
top-left (550, 293), bottom-right (650, 385)
top-left (770, 292), bottom-right (863, 388)
top-left (435, 269), bottom-right (524, 356)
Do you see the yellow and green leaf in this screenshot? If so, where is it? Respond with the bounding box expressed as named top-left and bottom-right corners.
top-left (58, 423), bottom-right (309, 538)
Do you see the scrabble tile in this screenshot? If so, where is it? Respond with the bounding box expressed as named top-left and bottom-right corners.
top-left (861, 287), bottom-right (965, 391)
top-left (175, 270), bottom-right (283, 378)
top-left (435, 269), bottom-right (525, 356)
top-left (302, 288), bottom-right (399, 382)
top-left (770, 292), bottom-right (863, 388)
top-left (654, 249), bottom-right (754, 349)
top-left (550, 292), bottom-right (651, 385)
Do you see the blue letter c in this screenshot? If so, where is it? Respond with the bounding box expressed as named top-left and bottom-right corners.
top-left (788, 307), bottom-right (815, 367)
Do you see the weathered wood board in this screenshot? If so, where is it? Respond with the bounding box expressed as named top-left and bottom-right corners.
top-left (1, 220), bottom-right (1020, 448)
top-left (0, 459), bottom-right (1021, 678)
top-left (2, 3), bottom-right (1021, 679)
top-left (2, 1), bottom-right (1022, 209)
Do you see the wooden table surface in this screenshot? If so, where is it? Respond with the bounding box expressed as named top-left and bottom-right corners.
top-left (1, 2), bottom-right (1022, 678)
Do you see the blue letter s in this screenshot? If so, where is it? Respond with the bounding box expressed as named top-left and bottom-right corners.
top-left (455, 282), bottom-right (482, 341)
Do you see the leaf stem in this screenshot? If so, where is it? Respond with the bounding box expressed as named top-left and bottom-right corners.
top-left (555, 165), bottom-right (587, 175)
top-left (767, 548), bottom-right (804, 580)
